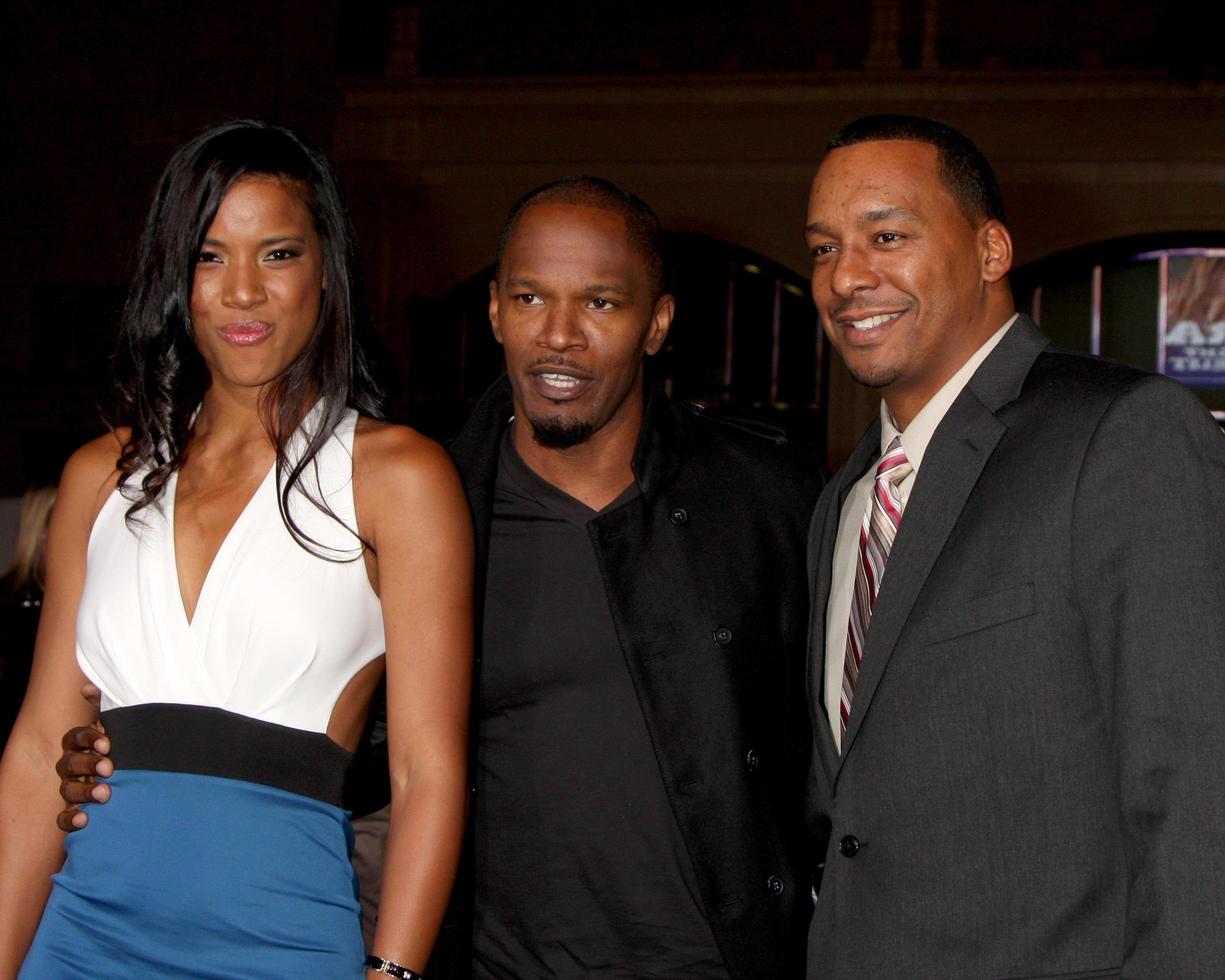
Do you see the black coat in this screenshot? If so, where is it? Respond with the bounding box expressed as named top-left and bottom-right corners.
top-left (441, 376), bottom-right (823, 979)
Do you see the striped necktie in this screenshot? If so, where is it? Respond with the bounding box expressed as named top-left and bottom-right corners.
top-left (841, 436), bottom-right (913, 743)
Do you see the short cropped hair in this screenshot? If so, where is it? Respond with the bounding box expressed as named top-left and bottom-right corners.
top-left (495, 175), bottom-right (665, 297)
top-left (827, 114), bottom-right (1007, 226)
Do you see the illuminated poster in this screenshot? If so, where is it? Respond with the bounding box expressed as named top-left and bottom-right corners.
top-left (1161, 254), bottom-right (1225, 387)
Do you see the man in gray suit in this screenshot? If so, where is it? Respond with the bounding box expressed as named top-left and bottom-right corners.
top-left (802, 114), bottom-right (1225, 978)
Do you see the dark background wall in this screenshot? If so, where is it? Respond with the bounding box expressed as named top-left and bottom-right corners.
top-left (3, 0), bottom-right (1223, 498)
top-left (1, 0), bottom-right (343, 489)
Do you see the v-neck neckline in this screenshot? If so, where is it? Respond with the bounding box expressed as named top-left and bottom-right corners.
top-left (167, 460), bottom-right (277, 628)
top-left (496, 427), bottom-right (639, 527)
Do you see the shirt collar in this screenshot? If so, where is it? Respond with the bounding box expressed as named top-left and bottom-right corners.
top-left (880, 313), bottom-right (1019, 469)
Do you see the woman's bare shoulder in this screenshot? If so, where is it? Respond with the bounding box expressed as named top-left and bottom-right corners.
top-left (54, 428), bottom-right (137, 536)
top-left (58, 428), bottom-right (130, 517)
top-left (351, 421), bottom-right (471, 600)
top-left (353, 418), bottom-right (457, 486)
top-left (351, 418), bottom-right (469, 548)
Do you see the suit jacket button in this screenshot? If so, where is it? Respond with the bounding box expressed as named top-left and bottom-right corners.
top-left (669, 507), bottom-right (689, 525)
top-left (766, 874), bottom-right (785, 897)
top-left (745, 749), bottom-right (760, 771)
top-left (839, 835), bottom-right (861, 858)
top-left (713, 626), bottom-right (733, 646)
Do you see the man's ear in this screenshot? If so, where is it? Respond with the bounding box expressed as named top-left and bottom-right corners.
top-left (643, 293), bottom-right (675, 356)
top-left (980, 220), bottom-right (1013, 284)
top-left (488, 279), bottom-right (503, 345)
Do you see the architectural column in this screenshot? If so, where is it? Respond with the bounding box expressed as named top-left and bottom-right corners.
top-left (864, 0), bottom-right (903, 70)
top-left (921, 0), bottom-right (941, 70)
top-left (387, 5), bottom-right (420, 78)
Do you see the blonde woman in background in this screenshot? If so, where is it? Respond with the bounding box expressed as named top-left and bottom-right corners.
top-left (0, 485), bottom-right (57, 752)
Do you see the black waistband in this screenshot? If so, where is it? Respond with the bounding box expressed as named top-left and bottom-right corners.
top-left (101, 703), bottom-right (354, 808)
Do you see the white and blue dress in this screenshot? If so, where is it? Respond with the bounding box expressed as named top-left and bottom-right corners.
top-left (21, 407), bottom-right (385, 978)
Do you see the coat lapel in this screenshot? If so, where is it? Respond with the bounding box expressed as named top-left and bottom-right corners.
top-left (836, 316), bottom-right (1049, 774)
top-left (447, 375), bottom-right (514, 636)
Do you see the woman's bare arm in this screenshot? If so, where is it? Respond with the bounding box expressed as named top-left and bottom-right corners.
top-left (0, 434), bottom-right (123, 974)
top-left (354, 422), bottom-right (473, 977)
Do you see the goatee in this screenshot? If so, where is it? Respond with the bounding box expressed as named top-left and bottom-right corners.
top-left (528, 415), bottom-right (596, 449)
top-left (848, 366), bottom-right (900, 390)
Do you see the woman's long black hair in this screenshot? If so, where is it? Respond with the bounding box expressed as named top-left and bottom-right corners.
top-left (111, 119), bottom-right (388, 557)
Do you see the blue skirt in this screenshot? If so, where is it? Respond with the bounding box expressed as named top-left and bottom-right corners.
top-left (21, 769), bottom-right (364, 979)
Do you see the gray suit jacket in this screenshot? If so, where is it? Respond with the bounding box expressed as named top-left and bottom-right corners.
top-left (805, 316), bottom-right (1225, 979)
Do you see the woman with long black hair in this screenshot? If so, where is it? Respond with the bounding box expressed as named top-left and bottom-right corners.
top-left (0, 120), bottom-right (472, 978)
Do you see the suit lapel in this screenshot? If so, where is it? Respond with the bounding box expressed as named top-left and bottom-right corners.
top-left (836, 316), bottom-right (1050, 775)
top-left (808, 423), bottom-right (880, 783)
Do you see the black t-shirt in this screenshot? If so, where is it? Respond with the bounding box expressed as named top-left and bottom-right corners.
top-left (472, 429), bottom-right (727, 979)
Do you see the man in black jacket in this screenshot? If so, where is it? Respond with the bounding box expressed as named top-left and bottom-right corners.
top-left (57, 177), bottom-right (823, 978)
top-left (443, 176), bottom-right (821, 978)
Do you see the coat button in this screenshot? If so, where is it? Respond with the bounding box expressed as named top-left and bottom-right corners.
top-left (766, 874), bottom-right (785, 897)
top-left (669, 507), bottom-right (688, 526)
top-left (745, 749), bottom-right (759, 771)
top-left (713, 626), bottom-right (733, 646)
top-left (839, 835), bottom-right (861, 858)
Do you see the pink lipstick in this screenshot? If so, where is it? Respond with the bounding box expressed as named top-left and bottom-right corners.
top-left (219, 321), bottom-right (273, 346)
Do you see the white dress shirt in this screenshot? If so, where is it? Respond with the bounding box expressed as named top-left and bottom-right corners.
top-left (823, 314), bottom-right (1018, 748)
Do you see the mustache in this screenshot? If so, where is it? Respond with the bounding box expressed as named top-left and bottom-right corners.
top-left (829, 303), bottom-right (884, 319)
top-left (527, 355), bottom-right (591, 373)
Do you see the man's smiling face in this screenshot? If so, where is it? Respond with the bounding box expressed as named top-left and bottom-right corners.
top-left (805, 139), bottom-right (1005, 426)
top-left (490, 202), bottom-right (672, 450)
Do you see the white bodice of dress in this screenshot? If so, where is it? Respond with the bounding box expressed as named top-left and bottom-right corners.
top-left (76, 406), bottom-right (385, 734)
